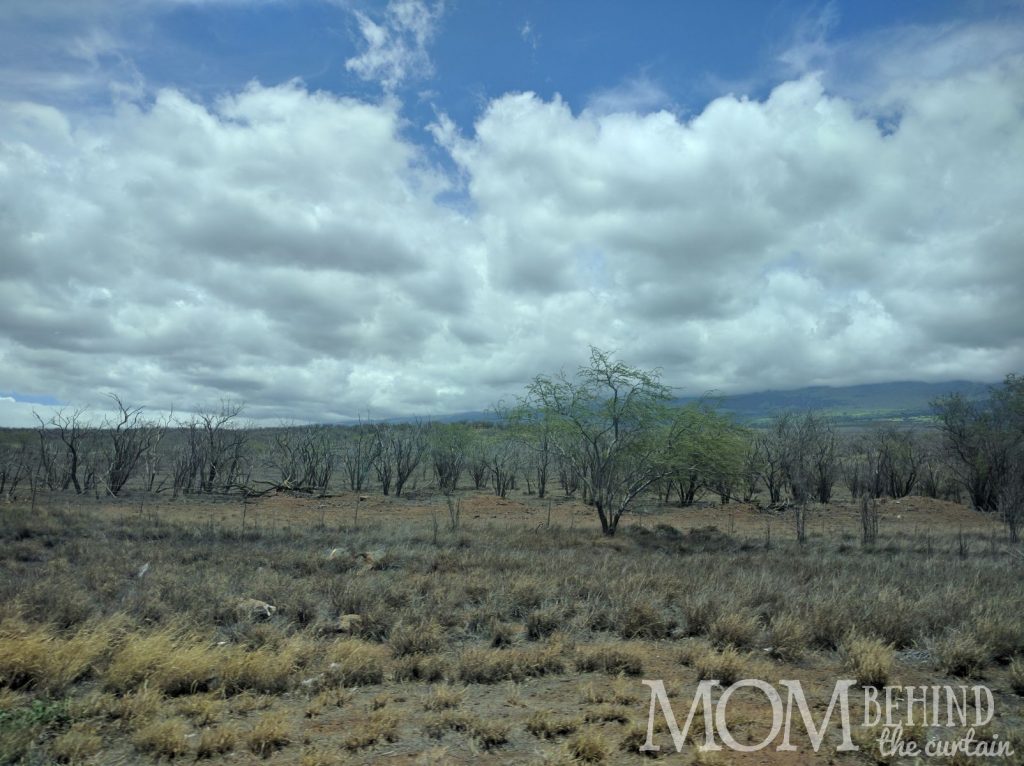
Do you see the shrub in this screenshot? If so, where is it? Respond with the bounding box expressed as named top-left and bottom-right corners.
top-left (133, 718), bottom-right (190, 759)
top-left (618, 602), bottom-right (673, 640)
top-left (390, 620), bottom-right (444, 657)
top-left (566, 729), bottom-right (610, 763)
top-left (196, 726), bottom-right (236, 758)
top-left (343, 710), bottom-right (398, 749)
top-left (323, 639), bottom-right (389, 686)
top-left (526, 607), bottom-right (563, 640)
top-left (50, 725), bottom-right (102, 764)
top-left (247, 712), bottom-right (291, 757)
top-left (708, 611), bottom-right (761, 649)
top-left (693, 646), bottom-right (752, 686)
top-left (526, 710), bottom-right (580, 739)
top-left (575, 646), bottom-right (643, 676)
top-left (842, 635), bottom-right (894, 688)
top-left (931, 630), bottom-right (991, 678)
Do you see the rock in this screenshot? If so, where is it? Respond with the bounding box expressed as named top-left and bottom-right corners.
top-left (337, 614), bottom-right (362, 634)
top-left (359, 495), bottom-right (368, 502)
top-left (235, 598), bottom-right (277, 622)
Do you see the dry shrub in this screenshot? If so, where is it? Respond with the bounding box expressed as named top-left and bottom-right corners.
top-left (583, 705), bottom-right (629, 723)
top-left (768, 613), bottom-right (811, 661)
top-left (618, 602), bottom-right (673, 640)
top-left (841, 634), bottom-right (894, 687)
top-left (390, 620), bottom-right (444, 657)
top-left (301, 745), bottom-right (347, 766)
top-left (221, 643), bottom-right (298, 694)
top-left (423, 709), bottom-right (470, 738)
top-left (0, 620), bottom-right (111, 693)
top-left (931, 629), bottom-right (991, 678)
top-left (393, 653), bottom-right (448, 682)
top-left (708, 611), bottom-right (761, 649)
top-left (343, 710), bottom-right (398, 749)
top-left (423, 684), bottom-right (464, 711)
top-left (566, 728), bottom-right (610, 763)
top-left (133, 717), bottom-right (191, 759)
top-left (247, 711), bottom-right (291, 758)
top-left (692, 646), bottom-right (753, 686)
top-left (196, 726), bottom-right (236, 758)
top-left (575, 646), bottom-right (643, 676)
top-left (1010, 659), bottom-right (1024, 695)
top-left (324, 638), bottom-right (389, 687)
top-left (457, 645), bottom-right (564, 684)
top-left (50, 724), bottom-right (102, 764)
top-left (305, 689), bottom-right (350, 718)
top-left (680, 595), bottom-right (720, 637)
top-left (116, 685), bottom-right (163, 724)
top-left (175, 693), bottom-right (225, 726)
top-left (469, 716), bottom-right (510, 750)
top-left (620, 722), bottom-right (661, 757)
top-left (105, 628), bottom-right (218, 695)
top-left (973, 608), bottom-right (1024, 662)
top-left (526, 607), bottom-right (563, 640)
top-left (488, 620), bottom-right (516, 648)
top-left (525, 709), bottom-right (581, 739)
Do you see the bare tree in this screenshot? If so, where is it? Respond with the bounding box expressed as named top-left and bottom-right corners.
top-left (373, 422), bottom-right (427, 497)
top-left (35, 408), bottom-right (88, 493)
top-left (340, 421), bottom-right (377, 492)
top-left (0, 438), bottom-right (30, 501)
top-left (102, 395), bottom-right (166, 496)
top-left (430, 424), bottom-right (467, 495)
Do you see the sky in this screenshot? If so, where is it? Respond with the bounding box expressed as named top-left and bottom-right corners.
top-left (1, 0), bottom-right (1023, 426)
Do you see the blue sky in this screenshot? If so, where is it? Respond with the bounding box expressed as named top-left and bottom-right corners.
top-left (1, 0), bottom-right (1023, 424)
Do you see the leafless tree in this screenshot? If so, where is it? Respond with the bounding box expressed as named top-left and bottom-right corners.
top-left (374, 422), bottom-right (427, 497)
top-left (0, 438), bottom-right (30, 501)
top-left (430, 424), bottom-right (467, 495)
top-left (35, 408), bottom-right (88, 493)
top-left (340, 421), bottom-right (378, 491)
top-left (269, 425), bottom-right (335, 493)
top-left (102, 394), bottom-right (166, 496)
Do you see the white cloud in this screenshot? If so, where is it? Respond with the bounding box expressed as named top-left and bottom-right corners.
top-left (346, 0), bottom-right (443, 91)
top-left (1, 17), bottom-right (1023, 423)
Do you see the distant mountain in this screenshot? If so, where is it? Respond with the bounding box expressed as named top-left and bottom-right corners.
top-left (414, 380), bottom-right (993, 427)
top-left (679, 380), bottom-right (993, 425)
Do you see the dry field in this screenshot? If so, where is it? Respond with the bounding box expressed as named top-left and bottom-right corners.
top-left (2, 489), bottom-right (1024, 765)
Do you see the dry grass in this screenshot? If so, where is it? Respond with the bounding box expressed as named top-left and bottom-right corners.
top-left (195, 725), bottom-right (237, 758)
top-left (707, 610), bottom-right (761, 649)
top-left (525, 709), bottom-right (581, 739)
top-left (575, 645), bottom-right (643, 676)
top-left (842, 634), bottom-right (895, 687)
top-left (0, 493), bottom-right (1022, 765)
top-left (50, 724), bottom-right (102, 764)
top-left (133, 717), bottom-right (191, 759)
top-left (930, 629), bottom-right (992, 678)
top-left (1009, 659), bottom-right (1024, 695)
top-left (247, 711), bottom-right (291, 757)
top-left (566, 728), bottom-right (611, 762)
top-left (423, 683), bottom-right (464, 711)
top-left (343, 709), bottom-right (398, 750)
top-left (692, 645), bottom-right (757, 686)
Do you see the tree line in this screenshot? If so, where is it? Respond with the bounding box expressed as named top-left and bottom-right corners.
top-left (1, 351), bottom-right (1021, 538)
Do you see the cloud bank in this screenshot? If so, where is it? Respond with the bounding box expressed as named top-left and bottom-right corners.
top-left (0, 17), bottom-right (1022, 425)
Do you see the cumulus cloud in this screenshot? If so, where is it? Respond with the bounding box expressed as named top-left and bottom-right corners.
top-left (1, 15), bottom-right (1023, 424)
top-left (346, 0), bottom-right (443, 91)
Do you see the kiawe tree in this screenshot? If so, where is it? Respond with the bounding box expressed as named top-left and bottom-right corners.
top-left (521, 347), bottom-right (675, 536)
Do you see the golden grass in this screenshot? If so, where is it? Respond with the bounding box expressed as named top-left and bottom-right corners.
top-left (195, 725), bottom-right (237, 758)
top-left (132, 717), bottom-right (190, 759)
top-left (841, 634), bottom-right (895, 687)
top-left (525, 709), bottom-right (581, 739)
top-left (247, 711), bottom-right (291, 757)
top-left (575, 645), bottom-right (643, 676)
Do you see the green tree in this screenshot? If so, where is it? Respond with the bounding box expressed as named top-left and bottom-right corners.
top-left (521, 347), bottom-right (674, 535)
